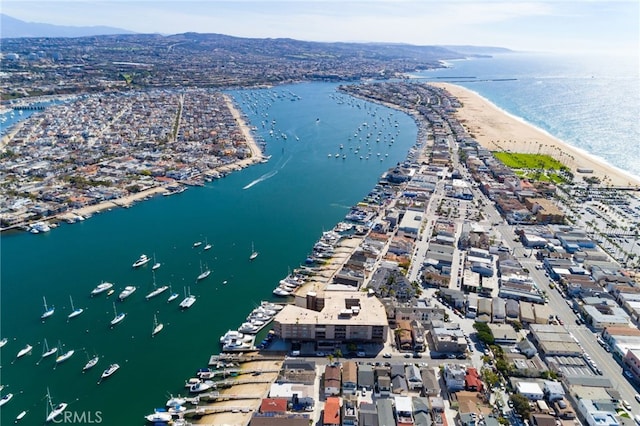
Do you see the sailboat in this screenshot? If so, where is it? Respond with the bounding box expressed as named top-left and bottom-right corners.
top-left (109, 302), bottom-right (126, 327)
top-left (145, 271), bottom-right (169, 300)
top-left (55, 340), bottom-right (74, 364)
top-left (67, 295), bottom-right (84, 319)
top-left (197, 261), bottom-right (211, 281)
top-left (83, 353), bottom-right (99, 372)
top-left (152, 253), bottom-right (161, 270)
top-left (16, 344), bottom-right (32, 358)
top-left (249, 242), bottom-right (259, 261)
top-left (41, 296), bottom-right (55, 319)
top-left (203, 238), bottom-right (212, 251)
top-left (152, 314), bottom-right (164, 337)
top-left (179, 287), bottom-right (196, 309)
top-left (167, 285), bottom-right (179, 303)
top-left (45, 388), bottom-right (67, 423)
top-left (41, 338), bottom-right (58, 358)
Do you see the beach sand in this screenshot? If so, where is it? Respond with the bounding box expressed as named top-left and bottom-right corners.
top-left (432, 83), bottom-right (640, 187)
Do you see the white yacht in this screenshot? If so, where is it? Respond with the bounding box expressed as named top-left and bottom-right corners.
top-left (83, 355), bottom-right (99, 371)
top-left (42, 339), bottom-right (58, 358)
top-left (166, 395), bottom-right (186, 408)
top-left (132, 254), bottom-right (150, 268)
top-left (110, 302), bottom-right (126, 327)
top-left (152, 314), bottom-right (164, 337)
top-left (197, 261), bottom-right (211, 281)
top-left (45, 389), bottom-right (67, 423)
top-left (179, 287), bottom-right (196, 309)
top-left (0, 393), bottom-right (13, 407)
top-left (41, 296), bottom-right (55, 320)
top-left (144, 409), bottom-right (172, 423)
top-left (16, 344), bottom-right (32, 358)
top-left (100, 363), bottom-right (120, 380)
top-left (249, 241), bottom-right (259, 260)
top-left (0, 337), bottom-right (8, 348)
top-left (90, 282), bottom-right (113, 296)
top-left (272, 287), bottom-right (292, 297)
top-left (145, 284), bottom-right (169, 300)
top-left (55, 348), bottom-right (74, 364)
top-left (192, 241), bottom-right (202, 248)
top-left (68, 295), bottom-right (84, 319)
top-left (189, 381), bottom-right (214, 393)
top-left (118, 285), bottom-right (137, 300)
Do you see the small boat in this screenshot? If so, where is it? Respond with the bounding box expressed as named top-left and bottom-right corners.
top-left (42, 338), bottom-right (58, 358)
top-left (189, 381), bottom-right (213, 393)
top-left (151, 253), bottom-right (161, 270)
top-left (83, 355), bottom-right (99, 371)
top-left (0, 393), bottom-right (13, 407)
top-left (144, 408), bottom-right (172, 423)
top-left (68, 295), bottom-right (84, 319)
top-left (16, 344), bottom-right (32, 358)
top-left (106, 289), bottom-right (115, 297)
top-left (90, 282), bottom-right (113, 296)
top-left (132, 254), bottom-right (150, 268)
top-left (41, 296), bottom-right (55, 320)
top-left (45, 388), bottom-right (67, 423)
top-left (145, 274), bottom-right (169, 300)
top-left (118, 285), bottom-right (137, 300)
top-left (110, 302), bottom-right (126, 327)
top-left (192, 241), bottom-right (202, 248)
top-left (197, 261), bottom-right (211, 281)
top-left (152, 314), bottom-right (164, 337)
top-left (15, 410), bottom-right (26, 421)
top-left (55, 348), bottom-right (74, 364)
top-left (203, 238), bottom-right (212, 251)
top-left (100, 363), bottom-right (120, 380)
top-left (166, 395), bottom-right (187, 408)
top-left (179, 287), bottom-right (196, 309)
top-left (0, 337), bottom-right (7, 348)
top-left (167, 291), bottom-right (179, 303)
top-left (273, 287), bottom-right (292, 297)
top-left (249, 242), bottom-right (259, 261)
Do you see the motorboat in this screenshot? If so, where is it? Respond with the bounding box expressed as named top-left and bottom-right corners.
top-left (110, 302), bottom-right (126, 327)
top-left (106, 289), bottom-right (115, 296)
top-left (192, 241), bottom-right (202, 248)
top-left (100, 363), bottom-right (120, 380)
top-left (132, 254), bottom-right (150, 268)
top-left (0, 393), bottom-right (13, 407)
top-left (42, 339), bottom-right (58, 358)
top-left (167, 291), bottom-right (179, 303)
top-left (166, 395), bottom-right (187, 408)
top-left (272, 287), bottom-right (292, 297)
top-left (67, 295), bottom-right (84, 319)
top-left (189, 381), bottom-right (213, 393)
top-left (55, 349), bottom-right (74, 364)
top-left (16, 344), bottom-right (32, 358)
top-left (118, 285), bottom-right (137, 300)
top-left (90, 282), bottom-right (113, 296)
top-left (203, 238), bottom-right (212, 251)
top-left (83, 355), bottom-right (99, 371)
top-left (219, 330), bottom-right (247, 344)
top-left (152, 314), bottom-right (164, 337)
top-left (15, 410), bottom-right (26, 421)
top-left (144, 408), bottom-right (172, 423)
top-left (0, 337), bottom-right (8, 348)
top-left (41, 296), bottom-right (55, 319)
top-left (45, 388), bottom-right (67, 423)
top-left (238, 322), bottom-right (260, 334)
top-left (168, 404), bottom-right (186, 415)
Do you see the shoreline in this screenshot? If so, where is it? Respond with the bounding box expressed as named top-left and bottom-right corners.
top-left (432, 82), bottom-right (640, 188)
top-left (2, 95), bottom-right (266, 233)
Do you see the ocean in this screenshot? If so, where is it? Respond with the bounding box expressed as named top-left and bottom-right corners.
top-left (410, 51), bottom-right (640, 181)
top-left (0, 52), bottom-right (638, 424)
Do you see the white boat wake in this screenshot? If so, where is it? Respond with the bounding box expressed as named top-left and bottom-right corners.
top-left (242, 155), bottom-right (291, 190)
top-left (243, 170), bottom-right (278, 189)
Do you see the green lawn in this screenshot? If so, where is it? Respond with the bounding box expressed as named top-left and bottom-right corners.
top-left (493, 152), bottom-right (570, 183)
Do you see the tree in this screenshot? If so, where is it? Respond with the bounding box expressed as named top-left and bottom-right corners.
top-left (510, 394), bottom-right (531, 418)
top-left (473, 322), bottom-right (495, 345)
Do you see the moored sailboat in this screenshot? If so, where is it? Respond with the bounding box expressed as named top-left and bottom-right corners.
top-left (152, 314), bottom-right (164, 337)
top-left (45, 388), bottom-right (67, 423)
top-left (67, 295), bottom-right (84, 319)
top-left (83, 354), bottom-right (99, 372)
top-left (41, 296), bottom-right (55, 320)
top-left (109, 302), bottom-right (126, 327)
top-left (41, 338), bottom-right (58, 358)
top-left (249, 241), bottom-right (259, 260)
top-left (197, 261), bottom-right (211, 281)
top-left (179, 287), bottom-right (196, 309)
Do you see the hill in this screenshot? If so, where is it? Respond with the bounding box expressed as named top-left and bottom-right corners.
top-left (0, 14), bottom-right (135, 38)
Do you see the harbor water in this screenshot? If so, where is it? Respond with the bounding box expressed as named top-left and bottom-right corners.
top-left (0, 81), bottom-right (418, 424)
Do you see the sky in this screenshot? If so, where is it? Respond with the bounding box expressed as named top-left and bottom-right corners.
top-left (2, 0), bottom-right (639, 54)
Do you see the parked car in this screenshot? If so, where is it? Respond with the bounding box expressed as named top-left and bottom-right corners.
top-left (382, 353), bottom-right (392, 359)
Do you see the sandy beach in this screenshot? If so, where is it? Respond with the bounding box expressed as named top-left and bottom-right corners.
top-left (433, 83), bottom-right (640, 187)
